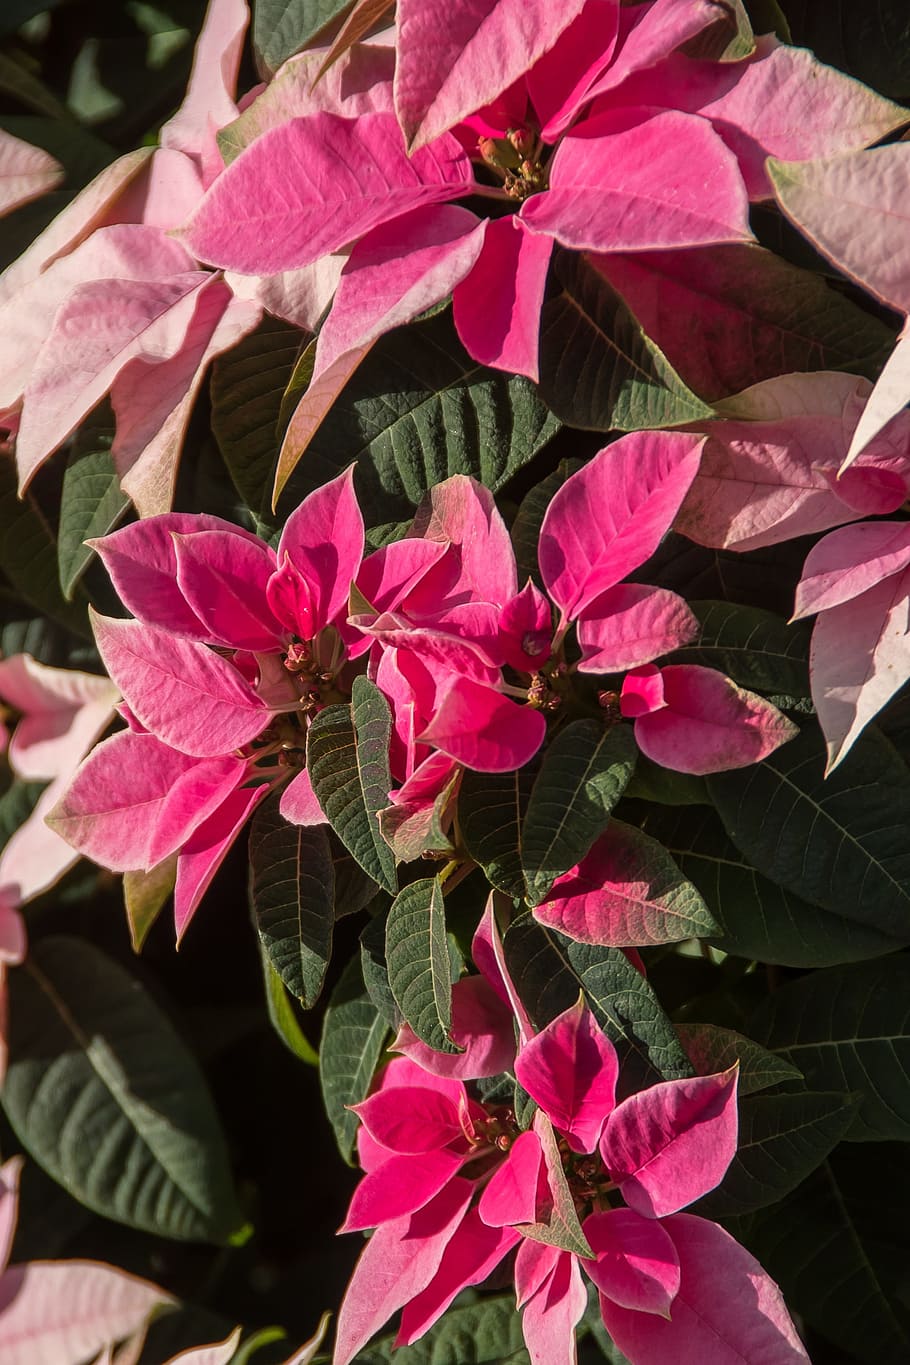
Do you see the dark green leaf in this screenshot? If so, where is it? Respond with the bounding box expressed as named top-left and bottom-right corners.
top-left (307, 681), bottom-right (397, 895)
top-left (503, 915), bottom-right (693, 1089)
top-left (778, 0), bottom-right (910, 99)
top-left (637, 803), bottom-right (906, 966)
top-left (622, 759), bottom-right (709, 807)
top-left (259, 947), bottom-right (319, 1064)
top-left (733, 1145), bottom-right (910, 1364)
top-left (360, 912), bottom-right (399, 1027)
top-left (319, 958), bottom-right (389, 1164)
top-left (1, 937), bottom-right (245, 1243)
top-left (123, 857), bottom-right (175, 954)
top-left (0, 0), bottom-right (66, 36)
top-left (750, 957), bottom-right (910, 1142)
top-left (707, 724), bottom-right (910, 940)
top-left (510, 458), bottom-right (584, 587)
top-left (58, 425), bottom-right (130, 599)
top-left (675, 1022), bottom-right (803, 1094)
top-left (278, 308), bottom-right (559, 523)
top-left (385, 876), bottom-right (457, 1054)
top-left (253, 0), bottom-right (354, 72)
top-left (696, 1089), bottom-right (857, 1217)
top-left (354, 1293), bottom-right (530, 1364)
top-left (523, 721), bottom-right (637, 902)
top-left (459, 763), bottom-right (536, 899)
top-left (595, 242), bottom-right (895, 402)
top-left (249, 793), bottom-right (334, 1008)
top-left (333, 835), bottom-right (381, 918)
top-left (0, 455), bottom-right (90, 636)
top-left (538, 251), bottom-right (714, 431)
top-left (671, 601), bottom-right (811, 697)
top-left (210, 315), bottom-right (304, 530)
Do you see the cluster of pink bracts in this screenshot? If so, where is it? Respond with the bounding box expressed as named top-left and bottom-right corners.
top-left (49, 440), bottom-right (797, 938)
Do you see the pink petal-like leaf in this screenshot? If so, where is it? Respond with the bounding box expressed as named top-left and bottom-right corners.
top-left (473, 893), bottom-right (535, 1043)
top-left (341, 1148), bottom-right (464, 1232)
top-left (173, 529), bottom-right (283, 650)
top-left (409, 474), bottom-right (519, 607)
top-left (631, 665), bottom-right (799, 775)
top-left (279, 767), bottom-right (325, 826)
top-left (333, 1179), bottom-right (474, 1365)
top-left (271, 466), bottom-right (364, 636)
top-left (770, 145), bottom-right (910, 314)
top-left (0, 655), bottom-right (118, 783)
top-left (584, 1206), bottom-right (680, 1316)
top-left (843, 328), bottom-right (910, 470)
top-left (182, 112), bottom-right (471, 274)
top-left (576, 584), bottom-right (698, 674)
top-left (808, 567), bottom-right (910, 773)
top-left (394, 0), bottom-right (587, 149)
top-left (47, 730), bottom-right (202, 872)
top-left (174, 783), bottom-right (267, 940)
top-left (91, 611), bottom-right (268, 757)
top-left (393, 973), bottom-right (516, 1080)
top-left (499, 578), bottom-right (553, 673)
top-left (452, 215), bottom-right (553, 381)
top-left (619, 663), bottom-right (665, 718)
top-left (594, 0), bottom-right (725, 98)
top-left (525, 0), bottom-right (621, 141)
top-left (352, 1085), bottom-right (463, 1154)
top-left (599, 1212), bottom-right (809, 1364)
top-left (601, 1067), bottom-right (739, 1217)
top-left (518, 1244), bottom-right (587, 1365)
top-left (419, 677), bottom-right (546, 772)
top-left (514, 999), bottom-right (619, 1153)
top-left (534, 821), bottom-right (716, 948)
top-left (522, 110), bottom-right (751, 253)
top-left (145, 753), bottom-right (246, 868)
top-left (793, 520), bottom-right (910, 619)
top-left (0, 1156), bottom-right (22, 1273)
top-left (160, 0), bottom-right (248, 168)
top-left (0, 128), bottom-right (61, 217)
top-left (539, 431), bottom-right (704, 620)
top-left (0, 1260), bottom-right (173, 1365)
top-left (397, 1210), bottom-right (520, 1345)
top-left (315, 205), bottom-right (485, 380)
top-left (478, 1130), bottom-right (546, 1228)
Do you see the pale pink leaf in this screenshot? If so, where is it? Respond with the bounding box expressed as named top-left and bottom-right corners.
top-left (584, 1206), bottom-right (680, 1316)
top-left (0, 222), bottom-right (196, 416)
top-left (17, 272), bottom-right (209, 489)
top-left (181, 112), bottom-right (471, 274)
top-left (394, 0), bottom-right (587, 150)
top-left (271, 466), bottom-right (364, 635)
top-left (274, 343), bottom-right (373, 507)
top-left (599, 1212), bottom-right (809, 1364)
top-left (452, 215), bottom-right (553, 381)
top-left (770, 144), bottom-right (910, 314)
top-left (515, 999), bottom-right (618, 1153)
top-left (602, 1067), bottom-right (739, 1216)
top-left (91, 611), bottom-right (268, 757)
top-left (315, 205), bottom-right (485, 379)
top-left (576, 584), bottom-right (698, 674)
top-left (333, 1179), bottom-right (474, 1365)
top-left (0, 1259), bottom-right (173, 1365)
top-left (629, 665), bottom-right (798, 775)
top-left (114, 146), bottom-right (205, 231)
top-left (0, 1156), bottom-right (23, 1274)
top-left (0, 129), bottom-right (60, 217)
top-left (0, 655), bottom-right (118, 782)
top-left (534, 821), bottom-right (716, 948)
top-left (793, 520), bottom-right (910, 619)
top-left (276, 1316), bottom-right (330, 1365)
top-left (808, 567), bottom-right (910, 772)
top-left (174, 783), bottom-right (267, 940)
top-left (160, 0), bottom-right (248, 166)
top-left (393, 973), bottom-right (516, 1079)
top-left (229, 255), bottom-right (345, 332)
top-left (162, 1330), bottom-right (242, 1365)
top-left (409, 474), bottom-right (519, 607)
top-left (397, 1211), bottom-right (520, 1344)
top-left (518, 1244), bottom-right (587, 1365)
top-left (0, 776), bottom-right (101, 908)
top-left (89, 512), bottom-right (259, 637)
top-left (419, 678), bottom-right (546, 772)
top-left (341, 1148), bottom-right (464, 1232)
top-left (844, 327), bottom-right (910, 470)
top-left (522, 110), bottom-right (751, 253)
top-left (47, 730), bottom-right (201, 872)
top-left (539, 431), bottom-right (704, 620)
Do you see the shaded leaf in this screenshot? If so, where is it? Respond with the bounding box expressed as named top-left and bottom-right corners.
top-left (353, 1293), bottom-right (529, 1363)
top-left (0, 455), bottom-right (90, 637)
top-left (671, 600), bottom-right (811, 697)
top-left (695, 1089), bottom-right (857, 1217)
top-left (253, 0), bottom-right (354, 73)
top-left (778, 0), bottom-right (910, 99)
top-left (459, 763), bottom-right (535, 899)
top-left (307, 681), bottom-right (398, 895)
top-left (511, 458), bottom-right (583, 587)
top-left (123, 857), bottom-right (176, 954)
top-left (522, 722), bottom-right (637, 903)
top-left (2, 937), bottom-right (244, 1242)
top-left (537, 251), bottom-right (713, 431)
top-left (750, 957), bottom-right (910, 1141)
top-left (259, 945), bottom-right (319, 1065)
top-left (249, 792), bottom-right (334, 1008)
top-left (676, 1022), bottom-right (802, 1094)
top-left (707, 724), bottom-right (910, 940)
top-left (503, 914), bottom-right (693, 1091)
top-left (385, 876), bottom-right (456, 1054)
top-left (58, 422), bottom-right (130, 600)
top-left (319, 958), bottom-right (389, 1164)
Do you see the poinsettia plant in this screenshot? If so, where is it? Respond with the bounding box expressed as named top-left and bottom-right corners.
top-left (0, 0), bottom-right (907, 1362)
